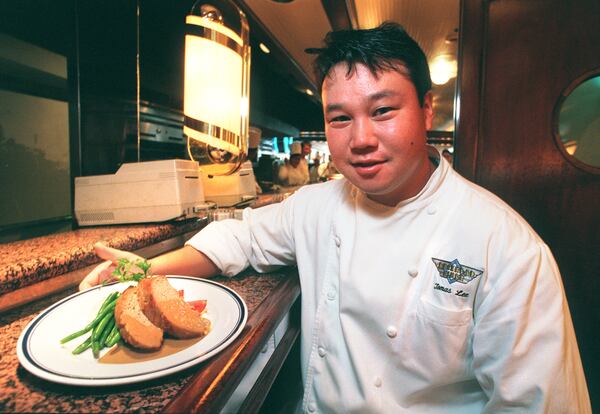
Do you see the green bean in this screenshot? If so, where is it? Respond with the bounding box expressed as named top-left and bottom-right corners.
top-left (60, 326), bottom-right (92, 344)
top-left (72, 336), bottom-right (92, 355)
top-left (104, 324), bottom-right (119, 347)
top-left (60, 296), bottom-right (118, 344)
top-left (97, 291), bottom-right (119, 314)
top-left (98, 319), bottom-right (115, 349)
top-left (106, 330), bottom-right (121, 347)
top-left (91, 301), bottom-right (117, 334)
top-left (92, 310), bottom-right (113, 348)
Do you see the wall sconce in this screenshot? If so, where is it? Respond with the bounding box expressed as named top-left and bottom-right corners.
top-left (184, 0), bottom-right (251, 176)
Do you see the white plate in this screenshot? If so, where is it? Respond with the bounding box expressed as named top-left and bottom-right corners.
top-left (17, 276), bottom-right (247, 386)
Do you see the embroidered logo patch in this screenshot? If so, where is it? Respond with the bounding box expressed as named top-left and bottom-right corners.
top-left (432, 258), bottom-right (483, 284)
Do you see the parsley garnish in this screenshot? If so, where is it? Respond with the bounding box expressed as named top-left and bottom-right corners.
top-left (111, 258), bottom-right (152, 282)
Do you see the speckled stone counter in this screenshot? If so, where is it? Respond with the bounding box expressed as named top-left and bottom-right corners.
top-left (0, 271), bottom-right (296, 413)
top-left (0, 220), bottom-right (206, 295)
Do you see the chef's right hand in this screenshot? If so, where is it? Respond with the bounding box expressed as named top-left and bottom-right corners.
top-left (79, 242), bottom-right (143, 291)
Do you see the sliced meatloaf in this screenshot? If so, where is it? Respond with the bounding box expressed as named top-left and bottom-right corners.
top-left (114, 286), bottom-right (164, 350)
top-left (137, 276), bottom-right (211, 339)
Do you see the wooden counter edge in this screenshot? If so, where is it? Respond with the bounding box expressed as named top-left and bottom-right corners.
top-left (238, 300), bottom-right (301, 413)
top-left (163, 269), bottom-right (301, 414)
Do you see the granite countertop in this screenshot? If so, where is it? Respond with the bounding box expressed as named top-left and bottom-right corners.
top-left (0, 193), bottom-right (295, 297)
top-left (0, 271), bottom-right (294, 413)
top-left (0, 219), bottom-right (206, 295)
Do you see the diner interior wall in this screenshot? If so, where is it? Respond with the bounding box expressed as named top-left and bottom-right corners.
top-left (0, 91), bottom-right (71, 228)
top-left (0, 1), bottom-right (74, 230)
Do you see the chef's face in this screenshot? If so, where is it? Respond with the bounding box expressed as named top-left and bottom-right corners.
top-left (322, 63), bottom-right (433, 206)
top-left (290, 154), bottom-right (302, 167)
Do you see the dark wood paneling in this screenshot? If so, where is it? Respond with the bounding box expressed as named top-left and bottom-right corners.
top-left (321, 0), bottom-right (353, 31)
top-left (457, 0), bottom-right (600, 407)
top-left (454, 0), bottom-right (485, 180)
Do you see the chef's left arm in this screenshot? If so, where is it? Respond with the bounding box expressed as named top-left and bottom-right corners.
top-left (471, 223), bottom-right (591, 413)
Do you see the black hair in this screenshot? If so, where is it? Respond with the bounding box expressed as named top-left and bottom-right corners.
top-left (308, 22), bottom-right (432, 106)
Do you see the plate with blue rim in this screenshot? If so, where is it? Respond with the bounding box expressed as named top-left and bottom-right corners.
top-left (17, 276), bottom-right (247, 386)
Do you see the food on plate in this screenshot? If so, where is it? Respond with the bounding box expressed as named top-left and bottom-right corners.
top-left (138, 276), bottom-right (211, 339)
top-left (60, 291), bottom-right (121, 357)
top-left (60, 268), bottom-right (211, 358)
top-left (62, 259), bottom-right (210, 356)
top-left (114, 286), bottom-right (163, 351)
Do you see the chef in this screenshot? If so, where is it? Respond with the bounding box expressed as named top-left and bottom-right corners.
top-left (81, 22), bottom-right (591, 413)
top-left (277, 141), bottom-right (310, 187)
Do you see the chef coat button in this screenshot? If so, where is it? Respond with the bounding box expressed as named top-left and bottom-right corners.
top-left (318, 347), bottom-right (327, 357)
top-left (308, 402), bottom-right (317, 412)
top-left (427, 206), bottom-right (437, 215)
top-left (327, 289), bottom-right (336, 300)
top-left (374, 377), bottom-right (382, 387)
top-left (334, 236), bottom-right (341, 247)
top-left (386, 326), bottom-right (398, 338)
top-left (408, 268), bottom-right (418, 277)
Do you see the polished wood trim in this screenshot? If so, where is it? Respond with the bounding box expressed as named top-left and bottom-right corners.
top-left (238, 299), bottom-right (301, 413)
top-left (321, 0), bottom-right (352, 31)
top-left (454, 0), bottom-right (485, 181)
top-left (0, 267), bottom-right (85, 313)
top-left (163, 269), bottom-right (301, 414)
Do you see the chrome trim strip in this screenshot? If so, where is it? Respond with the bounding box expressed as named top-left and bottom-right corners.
top-left (184, 116), bottom-right (240, 147)
top-left (185, 24), bottom-right (243, 56)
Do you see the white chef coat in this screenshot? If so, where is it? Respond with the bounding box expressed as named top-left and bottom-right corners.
top-left (186, 148), bottom-right (591, 413)
top-left (278, 158), bottom-right (310, 186)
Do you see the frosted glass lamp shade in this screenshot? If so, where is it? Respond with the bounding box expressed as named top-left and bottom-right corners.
top-left (184, 1), bottom-right (250, 176)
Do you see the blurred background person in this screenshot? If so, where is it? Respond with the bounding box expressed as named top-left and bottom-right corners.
top-left (277, 141), bottom-right (309, 186)
top-left (309, 156), bottom-right (322, 183)
top-left (322, 155), bottom-right (340, 179)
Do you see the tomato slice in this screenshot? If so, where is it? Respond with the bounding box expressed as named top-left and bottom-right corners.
top-left (187, 299), bottom-right (207, 313)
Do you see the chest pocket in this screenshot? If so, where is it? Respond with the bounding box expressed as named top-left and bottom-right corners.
top-left (391, 295), bottom-right (474, 389)
top-left (417, 295), bottom-right (473, 326)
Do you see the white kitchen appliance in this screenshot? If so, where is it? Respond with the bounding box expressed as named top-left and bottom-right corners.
top-left (201, 161), bottom-right (256, 207)
top-left (74, 159), bottom-right (206, 226)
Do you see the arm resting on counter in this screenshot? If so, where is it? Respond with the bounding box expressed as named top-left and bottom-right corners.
top-left (79, 243), bottom-right (220, 291)
top-left (149, 245), bottom-right (220, 278)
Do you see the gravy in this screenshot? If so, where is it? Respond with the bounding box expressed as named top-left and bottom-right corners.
top-left (99, 337), bottom-right (203, 364)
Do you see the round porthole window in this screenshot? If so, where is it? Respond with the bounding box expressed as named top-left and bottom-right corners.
top-left (555, 72), bottom-right (600, 170)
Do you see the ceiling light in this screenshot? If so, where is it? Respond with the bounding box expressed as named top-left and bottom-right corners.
top-left (430, 55), bottom-right (457, 86)
top-left (259, 42), bottom-right (270, 54)
top-left (305, 88), bottom-right (314, 96)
